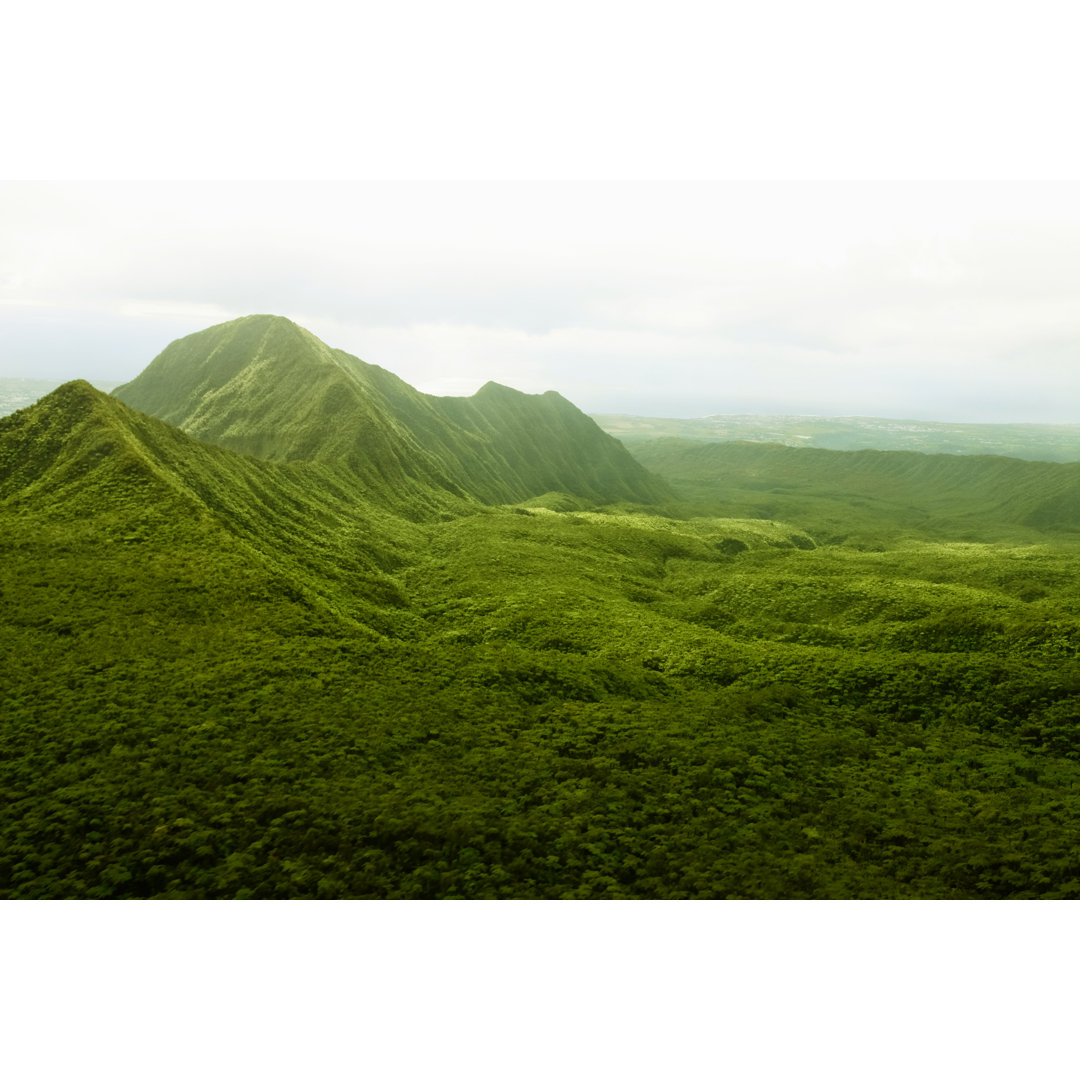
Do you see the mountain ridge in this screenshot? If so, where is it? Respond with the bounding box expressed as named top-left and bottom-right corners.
top-left (0, 378), bottom-right (201, 519)
top-left (630, 436), bottom-right (1080, 539)
top-left (113, 315), bottom-right (669, 506)
top-left (0, 378), bottom-right (436, 632)
top-left (7, 326), bottom-right (1080, 899)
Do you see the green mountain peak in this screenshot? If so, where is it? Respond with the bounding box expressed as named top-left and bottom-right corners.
top-left (0, 379), bottom-right (201, 522)
top-left (113, 316), bottom-right (670, 505)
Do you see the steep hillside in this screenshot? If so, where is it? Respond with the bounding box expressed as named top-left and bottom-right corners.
top-left (0, 379), bottom-right (208, 523)
top-left (431, 381), bottom-right (666, 504)
top-left (0, 381), bottom-right (431, 633)
top-left (6, 380), bottom-right (1080, 898)
top-left (113, 315), bottom-right (668, 505)
top-left (109, 316), bottom-right (472, 498)
top-left (631, 437), bottom-right (1080, 541)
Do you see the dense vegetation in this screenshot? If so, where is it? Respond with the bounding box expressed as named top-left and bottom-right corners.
top-left (630, 437), bottom-right (1080, 542)
top-left (114, 315), bottom-right (668, 505)
top-left (3, 319), bottom-right (1080, 899)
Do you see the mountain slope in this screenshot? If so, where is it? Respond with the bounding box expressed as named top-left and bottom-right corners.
top-left (113, 314), bottom-right (669, 505)
top-left (109, 316), bottom-right (472, 500)
top-left (0, 381), bottom-right (427, 633)
top-left (429, 380), bottom-right (666, 504)
top-left (0, 379), bottom-right (207, 522)
top-left (630, 437), bottom-right (1080, 539)
top-left (7, 381), bottom-right (1080, 898)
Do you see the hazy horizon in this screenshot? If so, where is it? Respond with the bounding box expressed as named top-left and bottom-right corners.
top-left (4, 180), bottom-right (1080, 425)
top-left (4, 368), bottom-right (1080, 430)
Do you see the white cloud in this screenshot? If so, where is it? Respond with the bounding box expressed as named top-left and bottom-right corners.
top-left (2, 179), bottom-right (1080, 420)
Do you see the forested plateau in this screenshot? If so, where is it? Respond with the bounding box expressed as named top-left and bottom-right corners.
top-left (2, 315), bottom-right (1080, 899)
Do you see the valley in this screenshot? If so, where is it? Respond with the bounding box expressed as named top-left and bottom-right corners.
top-left (2, 315), bottom-right (1079, 899)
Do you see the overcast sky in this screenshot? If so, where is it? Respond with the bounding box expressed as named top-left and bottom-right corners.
top-left (6, 0), bottom-right (1080, 1053)
top-left (4, 2), bottom-right (1080, 423)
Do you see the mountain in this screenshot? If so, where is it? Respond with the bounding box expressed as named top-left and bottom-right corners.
top-left (112, 315), bottom-right (669, 505)
top-left (0, 379), bottom-right (430, 633)
top-left (0, 379), bottom-right (204, 520)
top-left (594, 412), bottom-right (1080, 463)
top-left (7, 325), bottom-right (1080, 901)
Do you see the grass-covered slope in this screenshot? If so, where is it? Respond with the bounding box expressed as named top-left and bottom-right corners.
top-left (0, 381), bottom-right (440, 634)
top-left (429, 381), bottom-right (669, 504)
top-left (113, 314), bottom-right (668, 505)
top-left (631, 437), bottom-right (1080, 542)
top-left (5, 380), bottom-right (1080, 898)
top-left (110, 316), bottom-right (473, 498)
top-left (5, 500), bottom-right (1080, 896)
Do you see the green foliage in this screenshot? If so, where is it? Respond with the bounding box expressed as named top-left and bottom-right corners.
top-left (632, 437), bottom-right (1080, 541)
top-left (5, 341), bottom-right (1080, 899)
top-left (113, 314), bottom-right (669, 505)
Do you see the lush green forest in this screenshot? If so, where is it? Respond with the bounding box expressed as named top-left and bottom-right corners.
top-left (3, 316), bottom-right (1080, 899)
